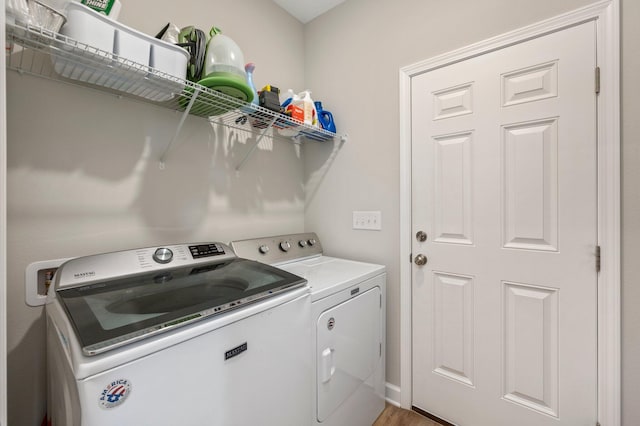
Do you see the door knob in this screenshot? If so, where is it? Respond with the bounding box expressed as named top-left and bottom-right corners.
top-left (416, 231), bottom-right (427, 242)
top-left (414, 254), bottom-right (428, 266)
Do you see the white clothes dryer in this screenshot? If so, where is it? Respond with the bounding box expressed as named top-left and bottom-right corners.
top-left (231, 233), bottom-right (386, 426)
top-left (46, 242), bottom-right (312, 426)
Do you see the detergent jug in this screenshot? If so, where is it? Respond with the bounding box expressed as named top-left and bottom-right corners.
top-left (314, 101), bottom-right (336, 133)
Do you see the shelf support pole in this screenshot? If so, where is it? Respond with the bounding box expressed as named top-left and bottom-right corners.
top-left (235, 116), bottom-right (278, 171)
top-left (159, 88), bottom-right (201, 168)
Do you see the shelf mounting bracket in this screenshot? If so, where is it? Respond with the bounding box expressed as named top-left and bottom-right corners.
top-left (159, 87), bottom-right (201, 169)
top-left (235, 116), bottom-right (278, 171)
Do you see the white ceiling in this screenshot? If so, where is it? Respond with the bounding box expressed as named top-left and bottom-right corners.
top-left (271, 0), bottom-right (347, 24)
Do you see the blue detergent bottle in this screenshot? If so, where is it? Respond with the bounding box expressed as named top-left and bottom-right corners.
top-left (314, 101), bottom-right (336, 133)
top-left (245, 63), bottom-right (259, 106)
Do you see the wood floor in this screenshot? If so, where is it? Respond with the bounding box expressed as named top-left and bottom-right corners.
top-left (373, 404), bottom-right (444, 426)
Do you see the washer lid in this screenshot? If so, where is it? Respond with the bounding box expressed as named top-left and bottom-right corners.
top-left (56, 258), bottom-right (306, 356)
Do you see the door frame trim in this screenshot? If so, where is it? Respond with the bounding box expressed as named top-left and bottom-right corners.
top-left (398, 1), bottom-right (620, 425)
top-left (1, 3), bottom-right (7, 425)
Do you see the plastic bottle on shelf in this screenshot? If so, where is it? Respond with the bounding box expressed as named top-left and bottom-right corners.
top-left (291, 91), bottom-right (305, 122)
top-left (239, 62), bottom-right (260, 126)
top-left (300, 90), bottom-right (318, 127)
top-left (278, 89), bottom-right (301, 137)
top-left (315, 101), bottom-right (336, 133)
top-left (281, 89), bottom-right (296, 109)
top-left (244, 63), bottom-right (259, 107)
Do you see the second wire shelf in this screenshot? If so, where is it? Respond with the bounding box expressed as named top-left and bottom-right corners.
top-left (5, 21), bottom-right (345, 166)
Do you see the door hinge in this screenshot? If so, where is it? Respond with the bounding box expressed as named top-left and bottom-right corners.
top-left (595, 67), bottom-right (601, 94)
top-left (596, 245), bottom-right (601, 272)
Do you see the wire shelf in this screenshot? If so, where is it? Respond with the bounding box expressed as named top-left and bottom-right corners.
top-left (5, 22), bottom-right (342, 145)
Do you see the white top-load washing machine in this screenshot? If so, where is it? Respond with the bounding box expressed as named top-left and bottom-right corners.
top-left (231, 233), bottom-right (386, 426)
top-left (46, 242), bottom-right (312, 426)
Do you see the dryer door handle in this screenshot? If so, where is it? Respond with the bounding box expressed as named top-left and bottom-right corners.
top-left (320, 348), bottom-right (335, 383)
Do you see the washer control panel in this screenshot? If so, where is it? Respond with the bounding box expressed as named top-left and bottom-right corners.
top-left (152, 248), bottom-right (173, 264)
top-left (188, 243), bottom-right (226, 259)
top-left (53, 242), bottom-right (235, 290)
top-left (231, 233), bottom-right (323, 265)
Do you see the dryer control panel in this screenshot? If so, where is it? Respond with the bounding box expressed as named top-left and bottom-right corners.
top-left (231, 233), bottom-right (323, 265)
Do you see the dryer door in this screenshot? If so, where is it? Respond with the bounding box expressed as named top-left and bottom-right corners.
top-left (316, 286), bottom-right (381, 422)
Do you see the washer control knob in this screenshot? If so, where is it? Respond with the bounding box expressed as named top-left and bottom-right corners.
top-left (153, 248), bottom-right (173, 264)
top-left (298, 240), bottom-right (308, 248)
top-left (308, 238), bottom-right (317, 246)
top-left (259, 245), bottom-right (270, 254)
top-left (279, 241), bottom-right (291, 252)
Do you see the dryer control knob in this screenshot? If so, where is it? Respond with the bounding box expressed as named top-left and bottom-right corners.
top-left (279, 241), bottom-right (291, 252)
top-left (308, 238), bottom-right (317, 246)
top-left (298, 240), bottom-right (308, 248)
top-left (259, 245), bottom-right (270, 254)
top-left (153, 248), bottom-right (173, 264)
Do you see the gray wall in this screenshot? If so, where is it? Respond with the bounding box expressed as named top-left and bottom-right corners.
top-left (304, 0), bottom-right (638, 424)
top-left (6, 0), bottom-right (305, 424)
top-left (621, 0), bottom-right (639, 424)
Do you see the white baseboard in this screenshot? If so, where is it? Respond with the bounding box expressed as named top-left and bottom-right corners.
top-left (385, 382), bottom-right (402, 407)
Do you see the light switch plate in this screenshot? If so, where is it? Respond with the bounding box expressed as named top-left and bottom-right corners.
top-left (353, 211), bottom-right (382, 230)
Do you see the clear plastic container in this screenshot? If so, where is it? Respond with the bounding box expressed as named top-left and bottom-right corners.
top-left (196, 26), bottom-right (253, 104)
top-left (202, 27), bottom-right (246, 80)
top-left (28, 0), bottom-right (67, 32)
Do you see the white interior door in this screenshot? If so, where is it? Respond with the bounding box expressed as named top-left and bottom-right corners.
top-left (411, 21), bottom-right (598, 426)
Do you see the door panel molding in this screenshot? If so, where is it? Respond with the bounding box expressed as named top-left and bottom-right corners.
top-left (502, 281), bottom-right (559, 417)
top-left (433, 132), bottom-right (474, 245)
top-left (399, 1), bottom-right (620, 425)
top-left (502, 118), bottom-right (559, 252)
top-left (433, 272), bottom-right (475, 387)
